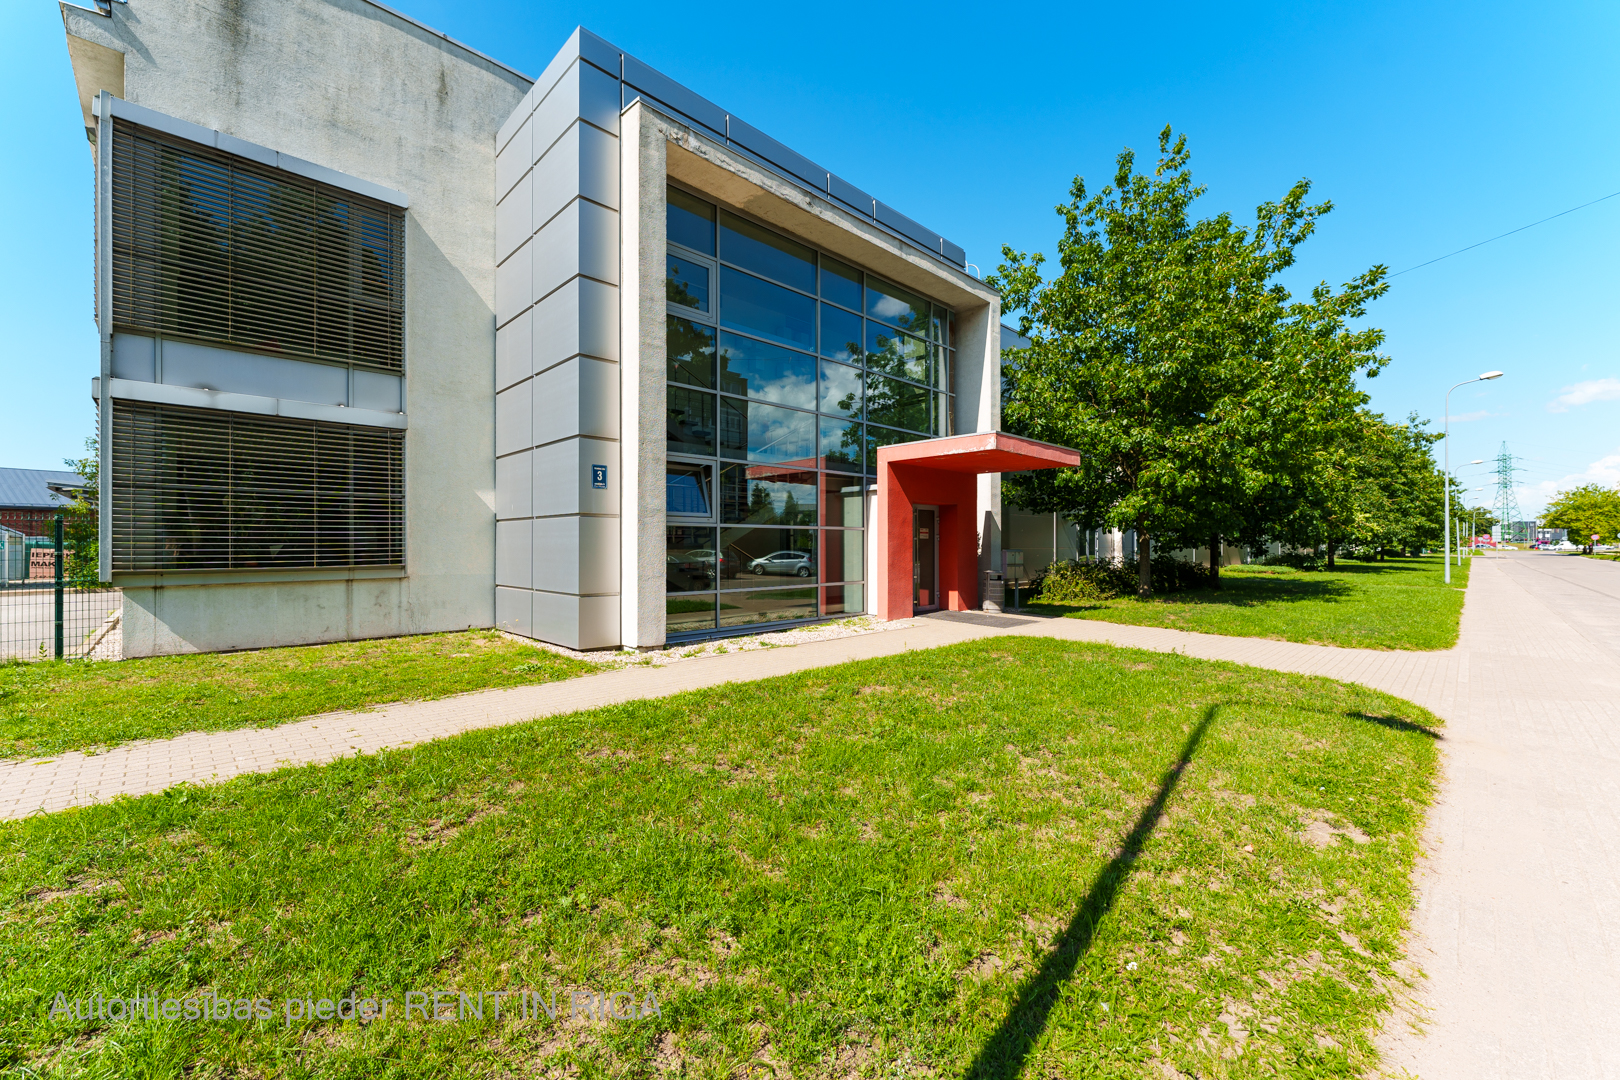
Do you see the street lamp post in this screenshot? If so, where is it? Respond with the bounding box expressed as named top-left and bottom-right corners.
top-left (1458, 484), bottom-right (1486, 564)
top-left (1445, 372), bottom-right (1504, 585)
top-left (1449, 463), bottom-right (1485, 568)
top-left (1465, 488), bottom-right (1486, 560)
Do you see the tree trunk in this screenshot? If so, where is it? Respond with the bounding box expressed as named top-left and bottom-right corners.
top-left (1326, 538), bottom-right (1337, 570)
top-left (1137, 533), bottom-right (1152, 597)
top-left (1209, 534), bottom-right (1221, 589)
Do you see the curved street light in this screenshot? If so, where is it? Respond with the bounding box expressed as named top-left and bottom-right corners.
top-left (1446, 371), bottom-right (1505, 583)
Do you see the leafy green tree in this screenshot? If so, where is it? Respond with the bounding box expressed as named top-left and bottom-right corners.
top-left (63, 436), bottom-right (100, 587)
top-left (1249, 405), bottom-right (1454, 564)
top-left (1350, 413), bottom-right (1445, 557)
top-left (994, 127), bottom-right (1387, 593)
top-left (1544, 484), bottom-right (1620, 553)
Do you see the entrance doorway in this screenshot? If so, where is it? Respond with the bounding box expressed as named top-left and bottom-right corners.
top-left (913, 506), bottom-right (938, 612)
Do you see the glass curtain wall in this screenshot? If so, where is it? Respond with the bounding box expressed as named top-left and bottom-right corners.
top-left (664, 184), bottom-right (956, 636)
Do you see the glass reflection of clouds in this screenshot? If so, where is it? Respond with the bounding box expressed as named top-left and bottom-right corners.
top-left (717, 332), bottom-right (815, 410)
top-left (664, 185), bottom-right (956, 633)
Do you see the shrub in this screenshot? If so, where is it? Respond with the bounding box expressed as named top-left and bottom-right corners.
top-left (1150, 553), bottom-right (1217, 592)
top-left (1258, 550), bottom-right (1324, 571)
top-left (1033, 555), bottom-right (1214, 602)
top-left (1033, 559), bottom-right (1137, 602)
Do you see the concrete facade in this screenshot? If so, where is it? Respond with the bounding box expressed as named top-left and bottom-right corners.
top-left (63, 0), bottom-right (528, 655)
top-left (61, 5), bottom-right (1004, 653)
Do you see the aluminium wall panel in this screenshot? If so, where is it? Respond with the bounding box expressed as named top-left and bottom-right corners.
top-left (496, 518), bottom-right (533, 589)
top-left (493, 43), bottom-right (625, 651)
top-left (531, 437), bottom-right (618, 518)
top-left (495, 380), bottom-right (533, 457)
top-left (532, 58), bottom-right (621, 156)
top-left (496, 169), bottom-right (534, 264)
top-left (531, 199), bottom-right (618, 304)
top-left (495, 307), bottom-right (534, 391)
top-left (494, 585), bottom-right (533, 637)
top-left (532, 514), bottom-right (619, 595)
top-left (533, 356), bottom-right (619, 444)
top-left (494, 236), bottom-right (532, 328)
top-left (532, 121), bottom-right (619, 230)
top-left (532, 590), bottom-right (620, 651)
top-left (533, 277), bottom-right (618, 371)
top-left (495, 449), bottom-right (533, 519)
top-left (495, 114), bottom-right (532, 202)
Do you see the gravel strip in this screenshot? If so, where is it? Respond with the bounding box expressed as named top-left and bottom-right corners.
top-left (501, 615), bottom-right (914, 669)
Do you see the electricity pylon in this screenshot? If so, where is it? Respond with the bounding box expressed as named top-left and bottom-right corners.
top-left (1493, 442), bottom-right (1524, 544)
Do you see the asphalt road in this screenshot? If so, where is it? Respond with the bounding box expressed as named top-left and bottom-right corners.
top-left (0, 587), bottom-right (120, 660)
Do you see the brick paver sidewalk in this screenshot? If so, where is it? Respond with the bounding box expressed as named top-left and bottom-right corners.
top-left (1, 552), bottom-right (1615, 1079)
top-left (0, 609), bottom-right (1451, 820)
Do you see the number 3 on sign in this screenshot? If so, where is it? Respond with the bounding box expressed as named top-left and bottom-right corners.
top-left (591, 465), bottom-right (608, 490)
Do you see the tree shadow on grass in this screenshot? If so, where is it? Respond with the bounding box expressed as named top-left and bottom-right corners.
top-left (1347, 711), bottom-right (1442, 739)
top-left (965, 705), bottom-right (1217, 1079)
top-left (1026, 577), bottom-right (1353, 616)
top-left (1180, 577), bottom-right (1356, 607)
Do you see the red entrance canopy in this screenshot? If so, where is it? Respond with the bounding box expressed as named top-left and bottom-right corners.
top-left (873, 431), bottom-right (1082, 620)
top-left (877, 431), bottom-right (1082, 474)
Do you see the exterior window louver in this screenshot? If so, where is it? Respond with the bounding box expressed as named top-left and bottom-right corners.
top-left (110, 122), bottom-right (405, 372)
top-left (110, 401), bottom-right (404, 572)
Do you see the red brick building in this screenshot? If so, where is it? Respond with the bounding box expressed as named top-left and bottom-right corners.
top-left (0, 468), bottom-right (84, 538)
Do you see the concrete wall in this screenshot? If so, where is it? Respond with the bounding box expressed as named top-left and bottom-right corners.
top-left (62, 0), bottom-right (530, 655)
top-left (492, 32), bottom-right (623, 650)
top-left (619, 102), bottom-right (670, 649)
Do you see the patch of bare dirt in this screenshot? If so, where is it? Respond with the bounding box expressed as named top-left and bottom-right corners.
top-left (1299, 811), bottom-right (1371, 848)
top-left (966, 952), bottom-right (1005, 980)
top-left (410, 806), bottom-right (506, 848)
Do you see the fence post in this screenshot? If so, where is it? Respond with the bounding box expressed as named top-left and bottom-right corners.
top-left (54, 515), bottom-right (64, 660)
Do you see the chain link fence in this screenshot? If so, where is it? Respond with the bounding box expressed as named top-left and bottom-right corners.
top-left (1, 522), bottom-right (121, 662)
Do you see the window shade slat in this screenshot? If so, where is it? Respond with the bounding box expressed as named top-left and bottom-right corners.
top-left (110, 122), bottom-right (405, 372)
top-left (110, 401), bottom-right (404, 572)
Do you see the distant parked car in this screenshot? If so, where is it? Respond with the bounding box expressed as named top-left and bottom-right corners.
top-left (685, 548), bottom-right (730, 581)
top-left (748, 550), bottom-right (812, 578)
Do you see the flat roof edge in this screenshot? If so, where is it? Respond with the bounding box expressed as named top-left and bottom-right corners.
top-left (358, 0), bottom-right (533, 85)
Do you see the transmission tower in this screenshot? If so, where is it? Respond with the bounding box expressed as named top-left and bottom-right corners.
top-left (1493, 442), bottom-right (1524, 544)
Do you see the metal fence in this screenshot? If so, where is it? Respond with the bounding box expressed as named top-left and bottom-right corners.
top-left (1, 522), bottom-right (121, 662)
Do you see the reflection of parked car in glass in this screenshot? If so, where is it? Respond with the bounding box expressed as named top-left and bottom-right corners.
top-left (749, 550), bottom-right (812, 577)
top-left (685, 549), bottom-right (729, 581)
top-left (667, 552), bottom-right (710, 589)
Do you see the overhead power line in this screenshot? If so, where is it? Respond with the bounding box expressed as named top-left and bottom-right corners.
top-left (1391, 188), bottom-right (1620, 278)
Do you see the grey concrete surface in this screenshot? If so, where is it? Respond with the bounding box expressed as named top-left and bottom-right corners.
top-left (1377, 551), bottom-right (1620, 1080)
top-left (2, 551), bottom-right (1616, 1077)
top-left (0, 588), bottom-right (121, 661)
top-left (62, 0), bottom-right (531, 655)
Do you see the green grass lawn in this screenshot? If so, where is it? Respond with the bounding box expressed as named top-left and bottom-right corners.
top-left (0, 630), bottom-right (592, 760)
top-left (1027, 555), bottom-right (1470, 650)
top-left (1, 636), bottom-right (1439, 1078)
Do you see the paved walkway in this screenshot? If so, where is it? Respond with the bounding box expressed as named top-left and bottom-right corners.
top-left (1377, 553), bottom-right (1620, 1080)
top-left (0, 608), bottom-right (1457, 820)
top-left (1, 551), bottom-right (1615, 1078)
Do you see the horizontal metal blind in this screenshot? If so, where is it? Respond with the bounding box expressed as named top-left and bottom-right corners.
top-left (110, 401), bottom-right (404, 572)
top-left (110, 121), bottom-right (405, 372)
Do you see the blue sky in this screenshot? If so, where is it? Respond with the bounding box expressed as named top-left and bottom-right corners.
top-left (5, 1), bottom-right (1617, 518)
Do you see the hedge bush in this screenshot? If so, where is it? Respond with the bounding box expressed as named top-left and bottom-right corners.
top-left (1032, 556), bottom-right (1215, 602)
